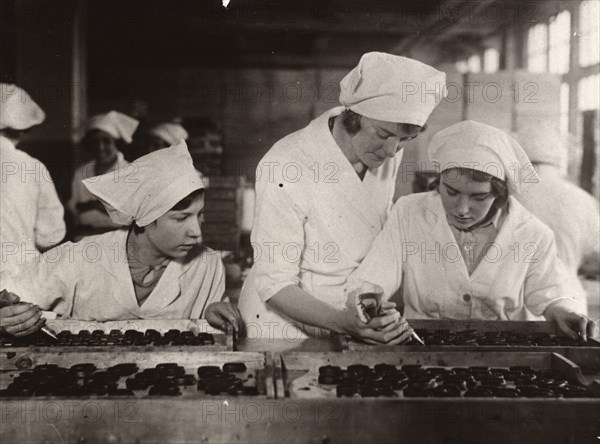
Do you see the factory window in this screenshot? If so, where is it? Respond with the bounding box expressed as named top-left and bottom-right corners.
top-left (548, 11), bottom-right (571, 74)
top-left (560, 83), bottom-right (570, 135)
top-left (483, 48), bottom-right (500, 73)
top-left (578, 74), bottom-right (600, 112)
top-left (577, 74), bottom-right (599, 195)
top-left (579, 0), bottom-right (600, 67)
top-left (527, 23), bottom-right (548, 73)
top-left (467, 54), bottom-right (481, 73)
top-left (455, 60), bottom-right (468, 74)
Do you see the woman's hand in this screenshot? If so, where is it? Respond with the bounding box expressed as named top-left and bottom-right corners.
top-left (545, 305), bottom-right (598, 341)
top-left (0, 291), bottom-right (46, 337)
top-left (336, 302), bottom-right (414, 345)
top-left (205, 302), bottom-right (242, 333)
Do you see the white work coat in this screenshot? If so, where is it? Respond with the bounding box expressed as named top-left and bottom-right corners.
top-left (67, 152), bottom-right (129, 229)
top-left (4, 228), bottom-right (225, 320)
top-left (350, 192), bottom-right (582, 320)
top-left (0, 136), bottom-right (66, 278)
top-left (516, 168), bottom-right (599, 312)
top-left (238, 107), bottom-right (402, 338)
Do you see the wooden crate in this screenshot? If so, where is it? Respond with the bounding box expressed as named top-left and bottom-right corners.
top-left (277, 350), bottom-right (599, 398)
top-left (0, 350), bottom-right (279, 444)
top-left (0, 351), bottom-right (270, 397)
top-left (340, 320), bottom-right (600, 370)
top-left (270, 350), bottom-right (600, 443)
top-left (202, 177), bottom-right (242, 252)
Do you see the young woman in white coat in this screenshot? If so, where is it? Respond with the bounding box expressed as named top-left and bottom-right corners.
top-left (238, 52), bottom-right (446, 342)
top-left (1, 141), bottom-right (241, 335)
top-left (349, 121), bottom-right (597, 341)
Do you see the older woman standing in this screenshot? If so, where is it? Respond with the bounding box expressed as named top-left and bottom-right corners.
top-left (239, 52), bottom-right (446, 342)
top-left (68, 111), bottom-right (139, 233)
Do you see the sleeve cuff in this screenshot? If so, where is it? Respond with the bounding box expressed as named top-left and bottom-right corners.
top-left (542, 298), bottom-right (587, 317)
top-left (258, 280), bottom-right (299, 303)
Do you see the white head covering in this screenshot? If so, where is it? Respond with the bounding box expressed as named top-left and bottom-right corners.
top-left (510, 122), bottom-right (566, 169)
top-left (149, 122), bottom-right (189, 145)
top-left (87, 111), bottom-right (139, 143)
top-left (0, 84), bottom-right (46, 130)
top-left (83, 140), bottom-right (204, 227)
top-left (339, 52), bottom-right (446, 126)
top-left (428, 120), bottom-right (538, 194)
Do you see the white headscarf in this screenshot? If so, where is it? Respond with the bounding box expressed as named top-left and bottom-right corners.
top-left (149, 122), bottom-right (189, 145)
top-left (87, 111), bottom-right (139, 143)
top-left (0, 84), bottom-right (46, 130)
top-left (339, 52), bottom-right (446, 126)
top-left (510, 122), bottom-right (566, 169)
top-left (83, 140), bottom-right (204, 227)
top-left (428, 120), bottom-right (538, 194)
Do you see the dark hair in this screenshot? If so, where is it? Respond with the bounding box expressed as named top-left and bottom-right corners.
top-left (339, 109), bottom-right (425, 136)
top-left (132, 188), bottom-right (205, 233)
top-left (429, 167), bottom-right (509, 210)
top-left (170, 188), bottom-right (205, 211)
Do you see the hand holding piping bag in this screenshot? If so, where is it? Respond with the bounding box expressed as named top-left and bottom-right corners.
top-left (347, 281), bottom-right (424, 345)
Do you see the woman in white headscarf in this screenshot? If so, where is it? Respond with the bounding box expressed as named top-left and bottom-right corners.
top-left (0, 84), bottom-right (66, 337)
top-left (512, 124), bottom-right (599, 313)
top-left (147, 122), bottom-right (189, 152)
top-left (349, 120), bottom-right (597, 341)
top-left (147, 121), bottom-right (209, 188)
top-left (238, 52), bottom-right (446, 342)
top-left (67, 111), bottom-right (139, 234)
top-left (3, 141), bottom-right (240, 332)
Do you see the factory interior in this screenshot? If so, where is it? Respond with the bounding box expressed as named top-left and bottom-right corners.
top-left (1, 0), bottom-right (599, 443)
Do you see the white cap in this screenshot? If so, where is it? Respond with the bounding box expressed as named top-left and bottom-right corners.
top-left (83, 140), bottom-right (204, 226)
top-left (510, 122), bottom-right (566, 169)
top-left (428, 120), bottom-right (538, 194)
top-left (149, 122), bottom-right (189, 145)
top-left (87, 111), bottom-right (139, 143)
top-left (0, 84), bottom-right (46, 130)
top-left (339, 52), bottom-right (446, 126)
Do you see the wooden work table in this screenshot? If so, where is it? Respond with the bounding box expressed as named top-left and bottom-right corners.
top-left (1, 319), bottom-right (599, 444)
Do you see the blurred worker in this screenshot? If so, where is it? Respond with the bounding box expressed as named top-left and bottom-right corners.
top-left (67, 111), bottom-right (139, 234)
top-left (148, 121), bottom-right (210, 188)
top-left (0, 83), bottom-right (66, 279)
top-left (512, 124), bottom-right (599, 313)
top-left (147, 122), bottom-right (189, 152)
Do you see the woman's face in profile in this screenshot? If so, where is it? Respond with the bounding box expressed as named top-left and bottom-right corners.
top-left (439, 169), bottom-right (495, 229)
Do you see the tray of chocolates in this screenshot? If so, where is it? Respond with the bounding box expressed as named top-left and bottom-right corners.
top-left (277, 351), bottom-right (600, 400)
top-left (342, 320), bottom-right (600, 369)
top-left (0, 352), bottom-right (271, 398)
top-left (0, 319), bottom-right (231, 352)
